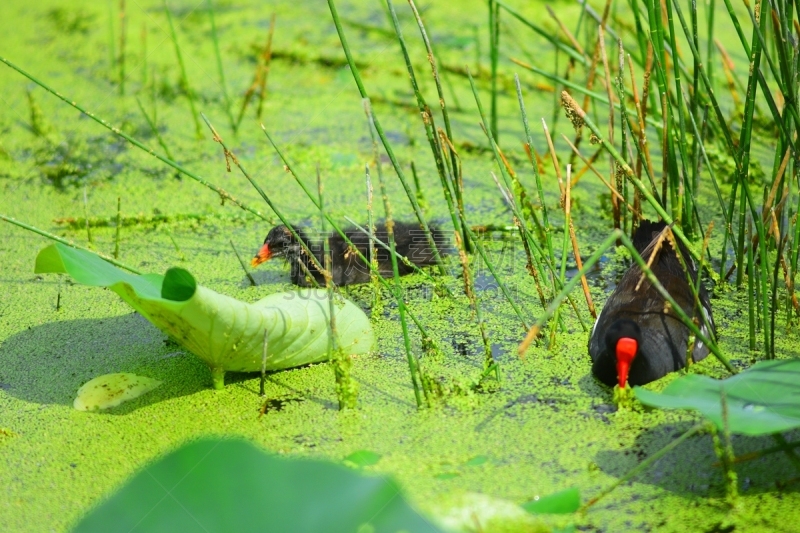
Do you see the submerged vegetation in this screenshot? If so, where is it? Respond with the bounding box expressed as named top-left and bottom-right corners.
top-left (1, 0), bottom-right (800, 530)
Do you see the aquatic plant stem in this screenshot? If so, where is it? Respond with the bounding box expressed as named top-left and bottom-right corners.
top-left (163, 0), bottom-right (202, 138)
top-left (200, 115), bottom-right (325, 284)
top-left (319, 167), bottom-right (358, 410)
top-left (114, 197), bottom-right (121, 260)
top-left (229, 239), bottom-right (256, 287)
top-left (559, 91), bottom-right (700, 263)
top-left (134, 96), bottom-right (174, 161)
top-left (0, 56), bottom-right (272, 224)
top-left (326, 0), bottom-right (447, 276)
top-left (206, 0), bottom-right (236, 133)
top-left (259, 329), bottom-right (267, 396)
top-left (118, 0), bottom-right (126, 95)
top-left (0, 214), bottom-right (141, 274)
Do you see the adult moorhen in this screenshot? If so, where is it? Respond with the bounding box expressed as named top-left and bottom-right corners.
top-left (251, 222), bottom-right (447, 286)
top-left (588, 220), bottom-right (715, 388)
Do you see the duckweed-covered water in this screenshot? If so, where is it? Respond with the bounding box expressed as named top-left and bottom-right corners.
top-left (1, 0), bottom-right (799, 531)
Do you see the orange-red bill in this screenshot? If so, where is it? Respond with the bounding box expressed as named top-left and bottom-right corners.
top-left (615, 337), bottom-right (638, 388)
top-left (251, 243), bottom-right (272, 268)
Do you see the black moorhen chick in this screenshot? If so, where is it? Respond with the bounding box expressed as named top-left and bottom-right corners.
top-left (588, 220), bottom-right (715, 388)
top-left (250, 222), bottom-right (447, 286)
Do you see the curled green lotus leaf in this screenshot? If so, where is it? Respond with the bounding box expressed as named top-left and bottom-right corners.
top-left (35, 243), bottom-right (375, 389)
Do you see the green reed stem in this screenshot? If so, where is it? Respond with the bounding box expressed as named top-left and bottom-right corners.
top-left (229, 239), bottom-right (256, 287)
top-left (114, 197), bottom-right (121, 260)
top-left (135, 96), bottom-right (174, 161)
top-left (327, 0), bottom-right (446, 276)
top-left (163, 0), bottom-right (202, 138)
top-left (118, 0), bottom-right (126, 95)
top-left (0, 214), bottom-right (141, 274)
top-left (206, 0), bottom-right (236, 133)
top-left (0, 57), bottom-right (272, 224)
top-left (582, 422), bottom-right (706, 510)
top-left (200, 115), bottom-right (325, 285)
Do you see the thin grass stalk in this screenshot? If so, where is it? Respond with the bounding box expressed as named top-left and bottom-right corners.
top-left (489, 0), bottom-right (500, 140)
top-left (510, 58), bottom-right (660, 129)
top-left (364, 167), bottom-right (380, 304)
top-left (343, 217), bottom-right (442, 286)
top-left (256, 13), bottom-right (277, 121)
top-left (481, 81), bottom-right (586, 329)
top-left (118, 0), bottom-right (126, 95)
top-left (384, 0), bottom-right (460, 260)
top-left (490, 172), bottom-right (549, 309)
top-left (598, 27), bottom-right (619, 233)
top-left (230, 239), bottom-right (256, 287)
top-left (1, 57), bottom-right (274, 224)
top-left (236, 17), bottom-right (275, 128)
top-left (201, 115), bottom-right (326, 283)
top-left (107, 0), bottom-right (116, 74)
top-left (163, 0), bottom-right (202, 138)
top-left (140, 24), bottom-right (148, 88)
top-left (259, 330), bottom-right (268, 397)
top-left (206, 0), bottom-right (236, 133)
top-left (495, 0), bottom-right (587, 65)
top-left (565, 168), bottom-right (597, 318)
top-left (662, 0), bottom-right (693, 231)
top-left (548, 162), bottom-right (575, 345)
top-left (327, 0), bottom-right (447, 276)
top-left (318, 167), bottom-right (358, 410)
top-left (134, 96), bottom-right (174, 160)
top-left (82, 187), bottom-right (93, 245)
top-left (516, 75), bottom-right (556, 265)
top-left (561, 135), bottom-right (636, 212)
top-left (371, 162), bottom-right (425, 409)
top-left (582, 422), bottom-right (706, 510)
top-left (519, 230), bottom-right (734, 373)
top-left (258, 116), bottom-right (444, 373)
top-left (559, 90), bottom-right (701, 263)
top-left (455, 231), bottom-right (499, 381)
top-left (0, 214), bottom-right (141, 274)
top-left (406, 0), bottom-right (467, 248)
top-left (114, 197), bottom-right (121, 260)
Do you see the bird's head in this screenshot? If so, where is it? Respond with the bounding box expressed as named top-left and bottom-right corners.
top-left (604, 319), bottom-right (642, 388)
top-left (251, 225), bottom-right (301, 268)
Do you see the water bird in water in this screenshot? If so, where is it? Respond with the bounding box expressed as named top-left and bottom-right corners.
top-left (588, 220), bottom-right (715, 388)
top-left (251, 222), bottom-right (447, 286)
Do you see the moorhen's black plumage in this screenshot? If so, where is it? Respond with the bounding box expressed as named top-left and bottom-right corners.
top-left (251, 222), bottom-right (447, 286)
top-left (588, 220), bottom-right (715, 388)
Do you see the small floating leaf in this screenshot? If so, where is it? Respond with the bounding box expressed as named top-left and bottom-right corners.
top-left (522, 487), bottom-right (581, 515)
top-left (73, 373), bottom-right (161, 411)
top-left (344, 450), bottom-right (382, 467)
top-left (635, 360), bottom-right (800, 436)
top-left (465, 455), bottom-right (488, 466)
top-left (434, 472), bottom-right (461, 480)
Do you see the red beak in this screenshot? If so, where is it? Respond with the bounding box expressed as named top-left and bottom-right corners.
top-left (251, 243), bottom-right (272, 267)
top-left (615, 337), bottom-right (638, 388)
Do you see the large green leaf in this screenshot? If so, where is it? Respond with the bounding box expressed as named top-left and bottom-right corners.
top-left (635, 360), bottom-right (800, 436)
top-left (35, 243), bottom-right (375, 389)
top-left (72, 438), bottom-right (442, 533)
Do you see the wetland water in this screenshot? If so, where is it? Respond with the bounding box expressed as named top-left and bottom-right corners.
top-left (0, 0), bottom-right (798, 531)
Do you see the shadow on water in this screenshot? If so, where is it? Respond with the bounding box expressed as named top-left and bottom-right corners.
top-left (594, 422), bottom-right (800, 500)
top-left (0, 313), bottom-right (212, 412)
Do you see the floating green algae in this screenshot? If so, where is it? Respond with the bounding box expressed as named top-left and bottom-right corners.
top-left (0, 0), bottom-right (798, 531)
